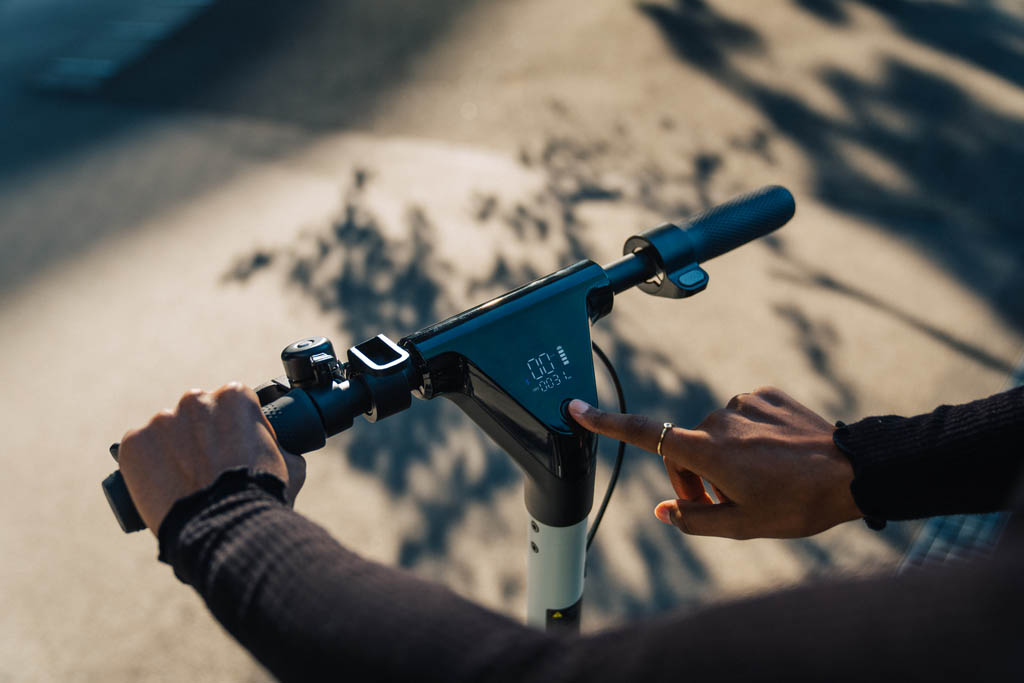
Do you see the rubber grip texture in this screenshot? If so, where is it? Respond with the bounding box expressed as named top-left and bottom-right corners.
top-left (684, 185), bottom-right (795, 263)
top-left (262, 389), bottom-right (327, 454)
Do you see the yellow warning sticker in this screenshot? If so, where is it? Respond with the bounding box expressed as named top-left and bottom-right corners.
top-left (552, 611), bottom-right (563, 619)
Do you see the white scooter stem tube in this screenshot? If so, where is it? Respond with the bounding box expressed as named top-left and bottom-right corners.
top-left (526, 517), bottom-right (587, 632)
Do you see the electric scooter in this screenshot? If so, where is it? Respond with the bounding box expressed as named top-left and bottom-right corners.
top-left (103, 184), bottom-right (796, 632)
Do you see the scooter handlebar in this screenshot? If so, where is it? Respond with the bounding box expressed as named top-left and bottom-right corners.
top-left (685, 185), bottom-right (794, 263)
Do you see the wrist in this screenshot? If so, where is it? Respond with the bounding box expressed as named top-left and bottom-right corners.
top-left (828, 441), bottom-right (862, 526)
top-left (831, 422), bottom-right (885, 530)
top-left (158, 467), bottom-right (288, 569)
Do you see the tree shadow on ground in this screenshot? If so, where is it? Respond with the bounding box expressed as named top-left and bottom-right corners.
top-left (641, 0), bottom-right (1024, 334)
top-left (773, 301), bottom-right (858, 419)
top-left (224, 105), bottom-right (917, 615)
top-left (223, 116), bottom-right (738, 612)
top-left (216, 0), bottom-right (1024, 614)
top-left (763, 234), bottom-right (1017, 380)
top-left (805, 0), bottom-right (1024, 90)
top-left (638, 0), bottom-right (1023, 601)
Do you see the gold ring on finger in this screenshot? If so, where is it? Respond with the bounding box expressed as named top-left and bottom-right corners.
top-left (657, 422), bottom-right (673, 458)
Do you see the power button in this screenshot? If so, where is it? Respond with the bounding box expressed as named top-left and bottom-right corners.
top-left (560, 398), bottom-right (573, 423)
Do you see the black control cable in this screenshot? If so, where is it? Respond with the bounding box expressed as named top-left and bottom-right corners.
top-left (586, 341), bottom-right (627, 551)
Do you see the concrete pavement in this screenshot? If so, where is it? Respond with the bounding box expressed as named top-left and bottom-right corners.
top-left (2, 1), bottom-right (1022, 680)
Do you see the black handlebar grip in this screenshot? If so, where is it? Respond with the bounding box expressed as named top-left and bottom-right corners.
top-left (103, 470), bottom-right (147, 533)
top-left (262, 389), bottom-right (328, 454)
top-left (684, 185), bottom-right (795, 263)
top-left (102, 389), bottom-right (329, 533)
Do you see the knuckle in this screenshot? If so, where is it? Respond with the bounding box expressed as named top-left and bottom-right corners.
top-left (178, 389), bottom-right (207, 411)
top-left (625, 413), bottom-right (650, 435)
top-left (215, 382), bottom-right (253, 404)
top-left (151, 408), bottom-right (176, 425)
top-left (726, 393), bottom-right (748, 410)
top-left (753, 386), bottom-right (787, 404)
top-left (699, 408), bottom-right (729, 430)
top-left (731, 391), bottom-right (781, 417)
top-left (217, 381), bottom-right (244, 395)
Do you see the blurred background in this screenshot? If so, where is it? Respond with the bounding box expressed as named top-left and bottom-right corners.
top-left (2, 0), bottom-right (1022, 679)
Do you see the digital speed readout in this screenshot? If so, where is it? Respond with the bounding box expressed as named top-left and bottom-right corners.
top-left (525, 346), bottom-right (572, 393)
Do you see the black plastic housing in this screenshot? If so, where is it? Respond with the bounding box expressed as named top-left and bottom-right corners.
top-left (403, 261), bottom-right (613, 526)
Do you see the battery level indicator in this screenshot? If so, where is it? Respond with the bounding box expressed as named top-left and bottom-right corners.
top-left (556, 345), bottom-right (570, 366)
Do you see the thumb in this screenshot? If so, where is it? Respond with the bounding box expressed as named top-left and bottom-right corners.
top-left (654, 499), bottom-right (749, 539)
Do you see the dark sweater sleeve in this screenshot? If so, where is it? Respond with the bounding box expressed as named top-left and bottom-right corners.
top-left (158, 469), bottom-right (1024, 682)
top-left (834, 386), bottom-right (1024, 521)
top-left (157, 468), bottom-right (557, 682)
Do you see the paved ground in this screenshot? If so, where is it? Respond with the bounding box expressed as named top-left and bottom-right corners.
top-left (2, 1), bottom-right (1023, 680)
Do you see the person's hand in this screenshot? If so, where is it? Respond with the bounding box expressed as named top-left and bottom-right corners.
top-left (568, 387), bottom-right (862, 539)
top-left (118, 382), bottom-right (306, 535)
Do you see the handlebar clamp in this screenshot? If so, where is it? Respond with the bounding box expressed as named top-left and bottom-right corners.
top-left (346, 334), bottom-right (417, 422)
top-left (623, 224), bottom-right (709, 299)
